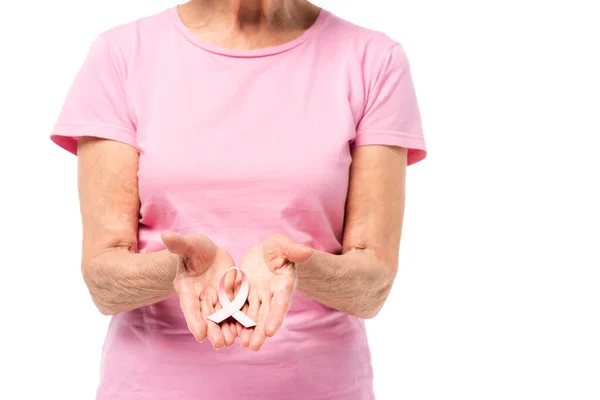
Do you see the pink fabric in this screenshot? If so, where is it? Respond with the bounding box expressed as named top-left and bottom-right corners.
top-left (51, 6), bottom-right (426, 400)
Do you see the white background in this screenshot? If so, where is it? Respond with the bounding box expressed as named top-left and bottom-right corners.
top-left (1, 0), bottom-right (599, 399)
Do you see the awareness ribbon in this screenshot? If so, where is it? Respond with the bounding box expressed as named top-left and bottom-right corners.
top-left (207, 266), bottom-right (256, 328)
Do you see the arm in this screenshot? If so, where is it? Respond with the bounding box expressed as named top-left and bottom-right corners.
top-left (296, 145), bottom-right (407, 319)
top-left (77, 137), bottom-right (180, 315)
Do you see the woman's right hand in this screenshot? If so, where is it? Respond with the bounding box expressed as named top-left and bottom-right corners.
top-left (161, 233), bottom-right (237, 349)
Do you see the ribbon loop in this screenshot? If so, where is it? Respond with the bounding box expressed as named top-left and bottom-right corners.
top-left (207, 267), bottom-right (256, 328)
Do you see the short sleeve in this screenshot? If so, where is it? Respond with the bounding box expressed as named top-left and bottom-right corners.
top-left (353, 43), bottom-right (426, 165)
top-left (50, 34), bottom-right (137, 155)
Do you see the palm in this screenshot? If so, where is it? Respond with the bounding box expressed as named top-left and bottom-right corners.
top-left (162, 233), bottom-right (238, 349)
top-left (237, 235), bottom-right (313, 350)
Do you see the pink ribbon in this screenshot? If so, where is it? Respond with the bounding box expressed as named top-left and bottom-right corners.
top-left (207, 266), bottom-right (256, 328)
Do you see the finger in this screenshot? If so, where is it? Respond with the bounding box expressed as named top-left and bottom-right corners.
top-left (161, 233), bottom-right (218, 267)
top-left (235, 304), bottom-right (249, 337)
top-left (250, 298), bottom-right (271, 351)
top-left (224, 268), bottom-right (237, 301)
top-left (221, 319), bottom-right (235, 348)
top-left (221, 269), bottom-right (238, 347)
top-left (234, 270), bottom-right (243, 296)
top-left (222, 326), bottom-right (235, 348)
top-left (282, 242), bottom-right (313, 264)
top-left (227, 321), bottom-right (238, 345)
top-left (264, 235), bottom-right (313, 268)
top-left (202, 290), bottom-right (225, 349)
top-left (239, 296), bottom-right (259, 348)
top-left (179, 292), bottom-right (207, 343)
top-left (264, 289), bottom-right (292, 337)
top-left (161, 232), bottom-right (188, 256)
top-left (227, 321), bottom-right (236, 339)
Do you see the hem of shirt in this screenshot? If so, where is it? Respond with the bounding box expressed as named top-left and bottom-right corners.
top-left (352, 129), bottom-right (427, 165)
top-left (50, 123), bottom-right (138, 155)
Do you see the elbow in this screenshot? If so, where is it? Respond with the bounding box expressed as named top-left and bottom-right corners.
top-left (350, 276), bottom-right (394, 320)
top-left (90, 290), bottom-right (122, 316)
top-left (93, 297), bottom-right (120, 316)
top-left (87, 287), bottom-right (121, 316)
top-left (351, 294), bottom-right (389, 320)
top-left (82, 259), bottom-right (120, 316)
top-left (358, 263), bottom-right (396, 319)
top-left (343, 249), bottom-right (397, 319)
top-left (356, 302), bottom-right (385, 320)
top-left (96, 305), bottom-right (119, 316)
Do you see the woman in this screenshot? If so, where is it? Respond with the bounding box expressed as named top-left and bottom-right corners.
top-left (50, 0), bottom-right (426, 399)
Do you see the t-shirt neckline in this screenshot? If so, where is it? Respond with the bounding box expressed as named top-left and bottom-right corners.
top-left (167, 5), bottom-right (330, 58)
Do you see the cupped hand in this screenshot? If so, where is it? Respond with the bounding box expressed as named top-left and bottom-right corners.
top-left (237, 234), bottom-right (314, 351)
top-left (161, 232), bottom-right (238, 349)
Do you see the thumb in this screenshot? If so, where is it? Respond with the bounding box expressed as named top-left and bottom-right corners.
top-left (284, 243), bottom-right (314, 264)
top-left (161, 232), bottom-right (188, 256)
top-left (263, 235), bottom-right (314, 269)
top-left (162, 233), bottom-right (218, 267)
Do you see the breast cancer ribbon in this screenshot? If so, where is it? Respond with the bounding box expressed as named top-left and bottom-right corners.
top-left (207, 266), bottom-right (256, 328)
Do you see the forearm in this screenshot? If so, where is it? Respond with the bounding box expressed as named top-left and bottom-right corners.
top-left (83, 248), bottom-right (179, 315)
top-left (295, 249), bottom-right (396, 319)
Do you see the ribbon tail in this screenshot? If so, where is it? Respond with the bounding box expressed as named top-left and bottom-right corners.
top-left (207, 307), bottom-right (234, 324)
top-left (231, 311), bottom-right (257, 328)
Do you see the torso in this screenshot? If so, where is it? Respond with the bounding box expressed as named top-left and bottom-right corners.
top-left (95, 7), bottom-right (400, 399)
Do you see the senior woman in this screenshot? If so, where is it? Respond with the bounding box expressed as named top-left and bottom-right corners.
top-left (50, 0), bottom-right (426, 399)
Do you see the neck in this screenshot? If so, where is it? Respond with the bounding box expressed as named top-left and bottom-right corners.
top-left (185, 0), bottom-right (317, 30)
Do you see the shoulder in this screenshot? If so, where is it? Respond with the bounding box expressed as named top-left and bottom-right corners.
top-left (90, 8), bottom-right (171, 59)
top-left (321, 10), bottom-right (410, 69)
top-left (97, 7), bottom-right (170, 42)
top-left (84, 8), bottom-right (172, 75)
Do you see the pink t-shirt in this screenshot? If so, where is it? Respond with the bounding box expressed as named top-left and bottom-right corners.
top-left (51, 6), bottom-right (426, 400)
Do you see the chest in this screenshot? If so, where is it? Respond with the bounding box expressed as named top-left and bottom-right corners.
top-left (136, 52), bottom-right (356, 188)
top-left (132, 52), bottom-right (358, 228)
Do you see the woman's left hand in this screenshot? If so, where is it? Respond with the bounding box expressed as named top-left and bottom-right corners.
top-left (236, 234), bottom-right (313, 350)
